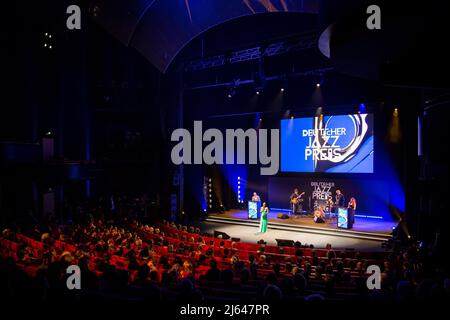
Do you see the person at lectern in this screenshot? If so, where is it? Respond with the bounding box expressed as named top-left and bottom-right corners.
top-left (335, 189), bottom-right (346, 207)
top-left (257, 202), bottom-right (269, 234)
top-left (251, 192), bottom-right (261, 202)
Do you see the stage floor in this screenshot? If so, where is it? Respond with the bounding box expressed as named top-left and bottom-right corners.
top-left (200, 221), bottom-right (387, 251)
top-left (210, 209), bottom-right (395, 235)
top-left (204, 209), bottom-right (397, 250)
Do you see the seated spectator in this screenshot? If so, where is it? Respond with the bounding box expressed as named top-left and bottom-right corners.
top-left (149, 270), bottom-right (159, 283)
top-left (326, 246), bottom-right (336, 260)
top-left (294, 273), bottom-right (307, 294)
top-left (230, 253), bottom-right (239, 265)
top-left (2, 228), bottom-right (13, 240)
top-left (334, 261), bottom-right (348, 283)
top-left (221, 269), bottom-right (234, 287)
top-left (315, 265), bottom-right (324, 280)
top-left (140, 247), bottom-right (150, 258)
top-left (258, 254), bottom-right (267, 265)
top-left (79, 256), bottom-right (99, 290)
top-left (263, 284), bottom-right (283, 300)
top-left (280, 278), bottom-right (296, 297)
top-left (128, 251), bottom-right (140, 270)
top-left (285, 262), bottom-right (293, 274)
top-left (311, 250), bottom-right (319, 266)
top-left (240, 268), bottom-right (250, 285)
top-left (266, 272), bottom-right (277, 285)
top-left (249, 254), bottom-right (258, 279)
top-left (205, 247), bottom-right (214, 257)
top-left (273, 263), bottom-right (281, 276)
top-left (206, 259), bottom-right (221, 282)
top-left (180, 260), bottom-right (193, 279)
top-left (177, 278), bottom-right (194, 300)
top-left (136, 264), bottom-right (150, 285)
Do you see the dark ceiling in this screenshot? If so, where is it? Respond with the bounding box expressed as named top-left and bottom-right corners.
top-left (89, 0), bottom-right (319, 72)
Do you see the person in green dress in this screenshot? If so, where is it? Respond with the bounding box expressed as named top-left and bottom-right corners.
top-left (258, 202), bottom-right (269, 234)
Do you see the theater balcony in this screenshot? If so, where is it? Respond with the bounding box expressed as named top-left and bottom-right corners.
top-left (1, 139), bottom-right (96, 178)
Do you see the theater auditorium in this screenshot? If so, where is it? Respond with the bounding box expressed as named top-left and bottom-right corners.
top-left (1, 0), bottom-right (449, 307)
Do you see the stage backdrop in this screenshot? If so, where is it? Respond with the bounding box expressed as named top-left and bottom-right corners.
top-left (268, 176), bottom-right (390, 219)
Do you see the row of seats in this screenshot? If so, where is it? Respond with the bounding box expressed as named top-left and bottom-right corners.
top-left (1, 224), bottom-right (389, 301)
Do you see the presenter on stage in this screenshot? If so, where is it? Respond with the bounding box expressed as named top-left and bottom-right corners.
top-left (257, 202), bottom-right (269, 234)
top-left (347, 197), bottom-right (357, 228)
top-left (251, 192), bottom-right (261, 202)
top-left (335, 189), bottom-right (345, 207)
top-left (248, 192), bottom-right (261, 219)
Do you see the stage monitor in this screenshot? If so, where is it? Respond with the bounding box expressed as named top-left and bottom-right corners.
top-left (214, 230), bottom-right (231, 240)
top-left (275, 239), bottom-right (295, 247)
top-left (281, 113), bottom-right (374, 173)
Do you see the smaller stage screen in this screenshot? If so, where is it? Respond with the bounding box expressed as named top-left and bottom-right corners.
top-left (281, 113), bottom-right (374, 173)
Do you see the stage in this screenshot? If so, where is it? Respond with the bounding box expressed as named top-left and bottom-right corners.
top-left (205, 209), bottom-right (396, 245)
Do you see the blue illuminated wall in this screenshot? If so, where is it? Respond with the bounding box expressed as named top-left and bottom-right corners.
top-left (220, 164), bottom-right (248, 204)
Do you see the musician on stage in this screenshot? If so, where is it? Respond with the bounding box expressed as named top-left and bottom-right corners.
top-left (290, 188), bottom-right (303, 216)
top-left (326, 196), bottom-right (334, 212)
top-left (335, 189), bottom-right (346, 207)
top-left (314, 206), bottom-right (325, 223)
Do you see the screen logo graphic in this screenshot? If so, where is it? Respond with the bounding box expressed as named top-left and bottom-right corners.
top-left (281, 114), bottom-right (374, 173)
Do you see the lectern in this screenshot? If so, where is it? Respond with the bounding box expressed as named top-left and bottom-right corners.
top-left (337, 207), bottom-right (354, 229)
top-left (248, 201), bottom-right (261, 219)
top-left (337, 207), bottom-right (349, 229)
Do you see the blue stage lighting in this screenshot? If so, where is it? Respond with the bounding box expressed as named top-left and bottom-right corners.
top-left (359, 103), bottom-right (366, 113)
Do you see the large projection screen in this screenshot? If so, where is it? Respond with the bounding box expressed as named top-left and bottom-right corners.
top-left (281, 114), bottom-right (374, 173)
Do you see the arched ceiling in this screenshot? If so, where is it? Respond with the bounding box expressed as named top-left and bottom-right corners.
top-left (89, 0), bottom-right (319, 73)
